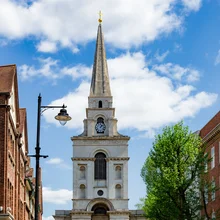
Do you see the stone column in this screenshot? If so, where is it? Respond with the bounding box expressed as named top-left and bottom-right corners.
top-left (87, 160), bottom-right (94, 199)
top-left (107, 159), bottom-right (114, 199)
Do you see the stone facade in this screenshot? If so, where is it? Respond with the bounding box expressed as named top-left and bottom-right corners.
top-left (54, 23), bottom-right (146, 220)
top-left (0, 65), bottom-right (42, 220)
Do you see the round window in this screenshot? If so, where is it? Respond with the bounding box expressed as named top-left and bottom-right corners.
top-left (97, 190), bottom-right (104, 196)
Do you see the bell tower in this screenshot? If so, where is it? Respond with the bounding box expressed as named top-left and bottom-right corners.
top-left (71, 15), bottom-right (130, 220)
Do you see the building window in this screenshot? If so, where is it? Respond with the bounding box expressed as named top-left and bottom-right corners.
top-left (211, 147), bottom-right (215, 169)
top-left (211, 178), bottom-right (215, 201)
top-left (98, 101), bottom-right (102, 108)
top-left (92, 204), bottom-right (109, 215)
top-left (115, 166), bottom-right (122, 179)
top-left (94, 152), bottom-right (106, 180)
top-left (219, 142), bottom-right (220, 164)
top-left (204, 153), bottom-right (208, 173)
top-left (79, 166), bottom-right (86, 179)
top-left (79, 184), bottom-right (86, 198)
top-left (204, 184), bottom-right (208, 204)
top-left (212, 211), bottom-right (216, 220)
top-left (115, 184), bottom-right (122, 199)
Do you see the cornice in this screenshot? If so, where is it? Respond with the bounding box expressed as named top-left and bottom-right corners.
top-left (86, 108), bottom-right (115, 118)
top-left (202, 123), bottom-right (220, 144)
top-left (86, 107), bottom-right (115, 111)
top-left (89, 96), bottom-right (113, 98)
top-left (106, 157), bottom-right (130, 161)
top-left (71, 136), bottom-right (130, 141)
top-left (72, 157), bottom-right (129, 161)
top-left (71, 211), bottom-right (93, 215)
top-left (108, 210), bottom-right (131, 215)
top-left (72, 157), bottom-right (96, 161)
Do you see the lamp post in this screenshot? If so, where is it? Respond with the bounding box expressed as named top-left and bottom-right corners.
top-left (30, 94), bottom-right (71, 220)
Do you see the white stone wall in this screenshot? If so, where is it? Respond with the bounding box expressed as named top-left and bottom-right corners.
top-left (72, 138), bottom-right (129, 211)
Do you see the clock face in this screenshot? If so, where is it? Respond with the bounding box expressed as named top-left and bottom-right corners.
top-left (95, 122), bottom-right (106, 133)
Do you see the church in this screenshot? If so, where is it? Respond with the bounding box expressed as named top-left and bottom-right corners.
top-left (53, 18), bottom-right (146, 220)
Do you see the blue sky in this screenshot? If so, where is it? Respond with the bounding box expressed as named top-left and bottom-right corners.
top-left (0, 0), bottom-right (220, 219)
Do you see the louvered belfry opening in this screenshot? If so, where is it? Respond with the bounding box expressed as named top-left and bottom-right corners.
top-left (98, 100), bottom-right (102, 108)
top-left (97, 117), bottom-right (104, 123)
top-left (95, 152), bottom-right (106, 179)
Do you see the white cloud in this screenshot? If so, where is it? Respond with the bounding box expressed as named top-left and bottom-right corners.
top-left (18, 57), bottom-right (91, 81)
top-left (153, 63), bottom-right (200, 82)
top-left (45, 157), bottom-right (71, 170)
top-left (41, 52), bottom-right (217, 134)
top-left (46, 158), bottom-right (63, 165)
top-left (0, 38), bottom-right (8, 46)
top-left (0, 0), bottom-right (201, 52)
top-left (62, 65), bottom-right (91, 80)
top-left (43, 217), bottom-right (54, 220)
top-left (182, 0), bottom-right (202, 11)
top-left (37, 40), bottom-right (57, 53)
top-left (43, 187), bottom-right (72, 204)
top-left (155, 50), bottom-right (170, 62)
top-left (19, 57), bottom-right (59, 80)
top-left (214, 49), bottom-right (220, 65)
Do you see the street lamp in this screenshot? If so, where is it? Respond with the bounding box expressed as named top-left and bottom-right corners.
top-left (30, 94), bottom-right (71, 220)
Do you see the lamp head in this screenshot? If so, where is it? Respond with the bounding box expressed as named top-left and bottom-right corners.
top-left (55, 106), bottom-right (71, 126)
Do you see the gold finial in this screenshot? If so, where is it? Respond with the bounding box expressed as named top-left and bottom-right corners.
top-left (98, 10), bottom-right (102, 23)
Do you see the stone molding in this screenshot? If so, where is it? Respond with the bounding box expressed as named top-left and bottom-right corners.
top-left (71, 157), bottom-right (129, 161)
top-left (107, 210), bottom-right (131, 215)
top-left (86, 198), bottom-right (115, 211)
top-left (72, 139), bottom-right (129, 146)
top-left (106, 157), bottom-right (129, 161)
top-left (72, 158), bottom-right (95, 161)
top-left (71, 211), bottom-right (93, 215)
top-left (202, 123), bottom-right (220, 144)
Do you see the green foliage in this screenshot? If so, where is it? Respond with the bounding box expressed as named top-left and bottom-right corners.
top-left (141, 121), bottom-right (211, 220)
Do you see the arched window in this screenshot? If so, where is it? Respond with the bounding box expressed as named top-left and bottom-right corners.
top-left (79, 166), bottom-right (86, 179)
top-left (98, 101), bottom-right (102, 108)
top-left (92, 203), bottom-right (109, 215)
top-left (97, 117), bottom-right (104, 123)
top-left (115, 166), bottom-right (122, 179)
top-left (95, 153), bottom-right (106, 180)
top-left (80, 184), bottom-right (86, 198)
top-left (115, 184), bottom-right (122, 199)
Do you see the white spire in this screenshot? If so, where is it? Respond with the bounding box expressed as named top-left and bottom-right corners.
top-left (90, 23), bottom-right (111, 97)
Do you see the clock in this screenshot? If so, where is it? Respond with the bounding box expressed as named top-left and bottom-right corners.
top-left (95, 122), bottom-right (106, 133)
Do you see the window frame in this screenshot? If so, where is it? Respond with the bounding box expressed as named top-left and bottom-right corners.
top-left (211, 146), bottom-right (215, 169)
top-left (94, 152), bottom-right (106, 180)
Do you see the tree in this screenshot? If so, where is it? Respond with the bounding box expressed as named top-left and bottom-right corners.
top-left (141, 122), bottom-right (214, 220)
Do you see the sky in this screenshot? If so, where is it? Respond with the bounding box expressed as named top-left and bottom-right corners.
top-left (0, 0), bottom-right (220, 219)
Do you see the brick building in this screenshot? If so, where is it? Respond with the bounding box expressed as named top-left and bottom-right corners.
top-left (0, 65), bottom-right (42, 220)
top-left (200, 111), bottom-right (220, 218)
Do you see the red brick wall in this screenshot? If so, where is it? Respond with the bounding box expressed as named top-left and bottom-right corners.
top-left (0, 67), bottom-right (39, 219)
top-left (200, 111), bottom-right (220, 138)
top-left (0, 97), bottom-right (36, 219)
top-left (200, 111), bottom-right (220, 217)
top-left (0, 95), bottom-right (9, 212)
top-left (204, 134), bottom-right (220, 215)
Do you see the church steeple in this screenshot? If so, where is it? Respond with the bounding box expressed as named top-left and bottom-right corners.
top-left (82, 17), bottom-right (118, 137)
top-left (54, 15), bottom-right (130, 220)
top-left (90, 22), bottom-right (111, 97)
